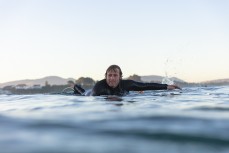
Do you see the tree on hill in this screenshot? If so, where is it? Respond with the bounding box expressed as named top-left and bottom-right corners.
top-left (75, 77), bottom-right (95, 89)
top-left (67, 80), bottom-right (75, 87)
top-left (127, 74), bottom-right (142, 82)
top-left (45, 81), bottom-right (50, 87)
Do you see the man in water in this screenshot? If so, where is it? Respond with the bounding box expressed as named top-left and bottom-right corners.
top-left (74, 64), bottom-right (181, 96)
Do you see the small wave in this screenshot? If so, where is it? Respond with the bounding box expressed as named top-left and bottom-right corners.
top-left (191, 106), bottom-right (229, 111)
top-left (99, 130), bottom-right (229, 146)
top-left (4, 115), bottom-right (229, 146)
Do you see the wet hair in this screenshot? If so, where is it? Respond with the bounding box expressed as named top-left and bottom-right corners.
top-left (105, 65), bottom-right (123, 78)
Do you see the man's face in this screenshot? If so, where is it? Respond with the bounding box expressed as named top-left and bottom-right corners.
top-left (106, 68), bottom-right (121, 88)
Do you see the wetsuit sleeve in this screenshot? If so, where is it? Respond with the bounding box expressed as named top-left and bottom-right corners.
top-left (91, 85), bottom-right (99, 96)
top-left (124, 80), bottom-right (168, 91)
top-left (91, 81), bottom-right (105, 96)
top-left (73, 84), bottom-right (85, 95)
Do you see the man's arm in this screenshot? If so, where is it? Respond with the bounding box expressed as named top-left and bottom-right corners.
top-left (91, 84), bottom-right (100, 96)
top-left (124, 80), bottom-right (181, 91)
top-left (90, 80), bottom-right (106, 96)
top-left (125, 80), bottom-right (168, 91)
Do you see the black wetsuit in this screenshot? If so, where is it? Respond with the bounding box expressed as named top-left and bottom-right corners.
top-left (74, 79), bottom-right (168, 96)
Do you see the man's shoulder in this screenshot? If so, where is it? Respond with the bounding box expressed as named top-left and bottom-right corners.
top-left (120, 79), bottom-right (136, 86)
top-left (96, 79), bottom-right (106, 84)
top-left (94, 79), bottom-right (106, 87)
top-left (91, 79), bottom-right (106, 96)
top-left (121, 79), bottom-right (135, 83)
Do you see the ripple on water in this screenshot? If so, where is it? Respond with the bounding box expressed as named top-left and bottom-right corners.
top-left (0, 86), bottom-right (229, 153)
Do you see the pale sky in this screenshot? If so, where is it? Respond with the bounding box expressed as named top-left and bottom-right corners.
top-left (0, 0), bottom-right (229, 83)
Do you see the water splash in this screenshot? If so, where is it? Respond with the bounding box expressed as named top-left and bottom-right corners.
top-left (162, 75), bottom-right (174, 85)
top-left (163, 59), bottom-right (175, 85)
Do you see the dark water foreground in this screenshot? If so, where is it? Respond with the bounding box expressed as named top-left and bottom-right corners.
top-left (0, 86), bottom-right (229, 153)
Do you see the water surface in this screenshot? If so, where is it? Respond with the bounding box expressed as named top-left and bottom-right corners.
top-left (0, 86), bottom-right (229, 153)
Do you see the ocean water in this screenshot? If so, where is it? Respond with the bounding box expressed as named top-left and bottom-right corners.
top-left (0, 86), bottom-right (229, 153)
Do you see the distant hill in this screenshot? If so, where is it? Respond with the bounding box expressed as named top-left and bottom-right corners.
top-left (140, 75), bottom-right (186, 83)
top-left (0, 75), bottom-right (228, 88)
top-left (201, 78), bottom-right (229, 83)
top-left (0, 75), bottom-right (185, 88)
top-left (0, 76), bottom-right (75, 88)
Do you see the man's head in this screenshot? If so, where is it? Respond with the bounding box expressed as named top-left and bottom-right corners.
top-left (105, 65), bottom-right (122, 88)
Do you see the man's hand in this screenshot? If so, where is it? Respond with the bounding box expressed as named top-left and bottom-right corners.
top-left (167, 85), bottom-right (181, 90)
